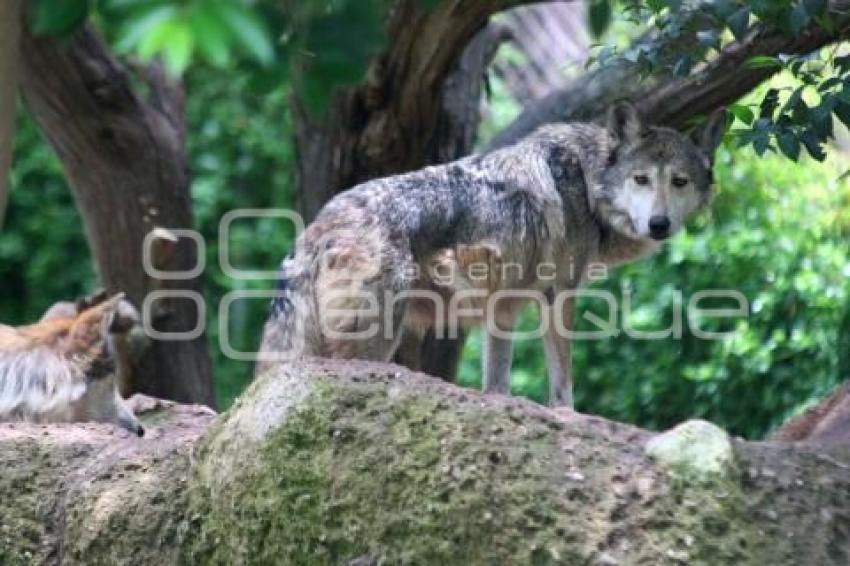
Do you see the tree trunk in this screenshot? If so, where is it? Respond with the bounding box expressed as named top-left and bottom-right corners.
top-left (2, 360), bottom-right (849, 564)
top-left (18, 26), bottom-right (215, 407)
top-left (0, 0), bottom-right (23, 231)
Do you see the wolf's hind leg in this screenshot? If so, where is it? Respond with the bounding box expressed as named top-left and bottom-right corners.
top-left (482, 301), bottom-right (523, 395)
top-left (483, 332), bottom-right (513, 394)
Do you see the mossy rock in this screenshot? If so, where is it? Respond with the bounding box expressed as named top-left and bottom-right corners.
top-left (184, 361), bottom-right (845, 565)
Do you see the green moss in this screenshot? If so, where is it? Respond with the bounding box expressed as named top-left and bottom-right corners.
top-left (186, 376), bottom-right (594, 564)
top-left (0, 440), bottom-right (71, 565)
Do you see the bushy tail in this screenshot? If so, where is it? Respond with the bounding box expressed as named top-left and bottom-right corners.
top-left (256, 256), bottom-right (318, 374)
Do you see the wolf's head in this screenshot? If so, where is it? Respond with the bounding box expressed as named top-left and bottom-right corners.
top-left (595, 101), bottom-right (726, 242)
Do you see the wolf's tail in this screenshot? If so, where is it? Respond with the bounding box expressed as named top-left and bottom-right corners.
top-left (256, 255), bottom-right (318, 373)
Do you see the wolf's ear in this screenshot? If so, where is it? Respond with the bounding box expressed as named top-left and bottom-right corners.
top-left (691, 108), bottom-right (728, 163)
top-left (94, 293), bottom-right (137, 334)
top-left (70, 293), bottom-right (126, 337)
top-left (607, 101), bottom-right (644, 144)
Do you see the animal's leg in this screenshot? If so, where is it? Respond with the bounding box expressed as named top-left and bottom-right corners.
top-left (483, 330), bottom-right (514, 395)
top-left (544, 292), bottom-right (575, 408)
top-left (482, 301), bottom-right (521, 396)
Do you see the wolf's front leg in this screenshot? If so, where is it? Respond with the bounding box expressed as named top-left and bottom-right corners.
top-left (544, 292), bottom-right (575, 408)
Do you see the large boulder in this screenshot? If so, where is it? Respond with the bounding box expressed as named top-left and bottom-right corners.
top-left (1, 360), bottom-right (849, 564)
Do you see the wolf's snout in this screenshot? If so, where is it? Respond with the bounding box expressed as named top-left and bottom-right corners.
top-left (648, 215), bottom-right (671, 240)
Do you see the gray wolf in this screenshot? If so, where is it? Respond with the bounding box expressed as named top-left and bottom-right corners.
top-left (0, 292), bottom-right (144, 435)
top-left (260, 101), bottom-right (726, 407)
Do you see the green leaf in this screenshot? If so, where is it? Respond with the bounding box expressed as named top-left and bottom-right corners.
top-left (646, 0), bottom-right (666, 13)
top-left (588, 0), bottom-right (613, 38)
top-left (835, 55), bottom-right (850, 74)
top-left (135, 18), bottom-right (194, 75)
top-left (811, 100), bottom-right (835, 139)
top-left (745, 55), bottom-right (781, 70)
top-left (215, 3), bottom-right (275, 66)
top-left (727, 7), bottom-right (751, 41)
top-left (818, 77), bottom-right (842, 92)
top-left (710, 0), bottom-right (735, 19)
top-left (759, 89), bottom-right (781, 119)
top-left (189, 5), bottom-right (233, 67)
top-left (834, 101), bottom-right (850, 130)
top-left (729, 104), bottom-right (755, 125)
top-left (162, 22), bottom-right (194, 75)
top-left (800, 129), bottom-right (826, 161)
top-left (777, 131), bottom-right (801, 161)
top-left (753, 132), bottom-right (771, 156)
top-left (114, 5), bottom-right (178, 54)
top-left (30, 0), bottom-right (91, 36)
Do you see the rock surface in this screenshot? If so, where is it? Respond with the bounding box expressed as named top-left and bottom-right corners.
top-left (1, 360), bottom-right (849, 565)
top-left (645, 419), bottom-right (735, 482)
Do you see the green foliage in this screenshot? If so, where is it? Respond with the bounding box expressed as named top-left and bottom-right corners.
top-left (98, 0), bottom-right (388, 114)
top-left (589, 0), bottom-right (614, 38)
top-left (588, 0), bottom-right (849, 165)
top-left (99, 0), bottom-right (276, 75)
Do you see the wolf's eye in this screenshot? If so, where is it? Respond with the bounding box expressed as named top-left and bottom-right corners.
top-left (672, 176), bottom-right (689, 188)
top-left (633, 174), bottom-right (650, 185)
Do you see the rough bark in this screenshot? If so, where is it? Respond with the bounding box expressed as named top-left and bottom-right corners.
top-left (18, 26), bottom-right (215, 407)
top-left (489, 0), bottom-right (850, 150)
top-left (0, 0), bottom-right (23, 231)
top-left (1, 360), bottom-right (849, 565)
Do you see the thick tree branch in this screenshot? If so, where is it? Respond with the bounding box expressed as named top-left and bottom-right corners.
top-left (644, 4), bottom-right (850, 129)
top-left (489, 0), bottom-right (850, 149)
top-left (0, 0), bottom-right (23, 231)
top-left (19, 25), bottom-right (215, 407)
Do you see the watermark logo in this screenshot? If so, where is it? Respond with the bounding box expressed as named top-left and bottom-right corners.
top-left (140, 208), bottom-right (750, 360)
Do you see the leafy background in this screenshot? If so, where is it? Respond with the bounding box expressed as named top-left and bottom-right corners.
top-left (4, 0), bottom-right (850, 439)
